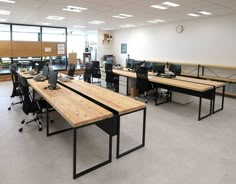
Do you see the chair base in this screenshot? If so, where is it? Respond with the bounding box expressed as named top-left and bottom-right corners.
top-left (19, 114), bottom-right (42, 132)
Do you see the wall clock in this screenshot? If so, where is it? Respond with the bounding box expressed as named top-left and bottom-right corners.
top-left (176, 25), bottom-right (184, 33)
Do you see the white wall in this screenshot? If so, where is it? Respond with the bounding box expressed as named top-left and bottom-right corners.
top-left (109, 14), bottom-right (236, 67)
top-left (98, 30), bottom-right (113, 61)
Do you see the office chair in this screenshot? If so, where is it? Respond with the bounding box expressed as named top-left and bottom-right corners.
top-left (8, 64), bottom-right (23, 110)
top-left (19, 76), bottom-right (45, 132)
top-left (169, 64), bottom-right (181, 75)
top-left (68, 63), bottom-right (76, 77)
top-left (105, 63), bottom-right (118, 92)
top-left (83, 62), bottom-right (93, 83)
top-left (91, 61), bottom-right (101, 84)
top-left (135, 66), bottom-right (152, 103)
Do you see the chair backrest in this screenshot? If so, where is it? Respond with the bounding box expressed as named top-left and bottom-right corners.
top-left (105, 63), bottom-right (114, 82)
top-left (68, 63), bottom-right (75, 77)
top-left (10, 64), bottom-right (20, 97)
top-left (169, 64), bottom-right (181, 75)
top-left (84, 62), bottom-right (92, 83)
top-left (136, 66), bottom-right (149, 92)
top-left (91, 61), bottom-right (101, 78)
top-left (153, 64), bottom-right (165, 76)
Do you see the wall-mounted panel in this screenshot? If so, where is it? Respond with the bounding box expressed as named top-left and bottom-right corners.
top-left (12, 41), bottom-right (41, 57)
top-left (0, 41), bottom-right (11, 57)
top-left (41, 42), bottom-right (66, 56)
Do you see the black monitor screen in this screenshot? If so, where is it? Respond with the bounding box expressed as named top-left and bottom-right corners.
top-left (153, 64), bottom-right (165, 75)
top-left (42, 65), bottom-right (49, 79)
top-left (169, 64), bottom-right (181, 75)
top-left (48, 70), bottom-right (58, 89)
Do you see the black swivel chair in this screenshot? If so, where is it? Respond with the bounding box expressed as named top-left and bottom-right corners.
top-left (83, 62), bottom-right (93, 83)
top-left (169, 64), bottom-right (181, 75)
top-left (135, 66), bottom-right (152, 103)
top-left (105, 63), bottom-right (118, 92)
top-left (68, 63), bottom-right (76, 77)
top-left (91, 61), bottom-right (101, 84)
top-left (19, 76), bottom-right (45, 132)
top-left (8, 64), bottom-right (23, 110)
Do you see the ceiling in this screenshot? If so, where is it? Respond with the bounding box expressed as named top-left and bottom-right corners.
top-left (1, 0), bottom-right (236, 32)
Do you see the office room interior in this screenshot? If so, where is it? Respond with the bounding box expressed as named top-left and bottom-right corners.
top-left (0, 0), bottom-right (236, 184)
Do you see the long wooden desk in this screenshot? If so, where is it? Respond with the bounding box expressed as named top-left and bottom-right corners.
top-left (27, 79), bottom-right (113, 179)
top-left (58, 78), bottom-right (146, 158)
top-left (113, 69), bottom-right (224, 120)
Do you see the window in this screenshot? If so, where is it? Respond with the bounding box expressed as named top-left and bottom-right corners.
top-left (0, 24), bottom-right (10, 40)
top-left (12, 25), bottom-right (40, 41)
top-left (42, 27), bottom-right (66, 42)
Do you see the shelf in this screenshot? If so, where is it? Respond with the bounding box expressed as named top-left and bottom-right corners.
top-left (201, 64), bottom-right (236, 70)
top-left (181, 73), bottom-right (198, 77)
top-left (199, 75), bottom-right (236, 83)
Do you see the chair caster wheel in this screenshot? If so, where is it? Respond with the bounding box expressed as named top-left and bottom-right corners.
top-left (19, 128), bottom-right (23, 132)
top-left (145, 100), bottom-right (147, 103)
top-left (38, 127), bottom-right (42, 131)
top-left (21, 120), bottom-right (25, 124)
top-left (8, 107), bottom-right (11, 110)
top-left (50, 119), bottom-right (54, 123)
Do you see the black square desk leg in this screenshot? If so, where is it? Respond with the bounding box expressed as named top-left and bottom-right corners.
top-left (212, 86), bottom-right (216, 113)
top-left (73, 118), bottom-right (113, 180)
top-left (46, 102), bottom-right (50, 137)
top-left (73, 128), bottom-right (77, 179)
top-left (198, 97), bottom-right (202, 121)
top-left (213, 86), bottom-right (225, 113)
top-left (117, 108), bottom-right (146, 159)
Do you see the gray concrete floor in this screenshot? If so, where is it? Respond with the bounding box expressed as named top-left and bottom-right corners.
top-left (0, 81), bottom-right (236, 184)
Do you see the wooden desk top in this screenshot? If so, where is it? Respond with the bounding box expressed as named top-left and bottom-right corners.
top-left (27, 79), bottom-right (113, 127)
top-left (149, 76), bottom-right (213, 92)
top-left (113, 69), bottom-right (137, 78)
top-left (17, 71), bottom-right (36, 79)
top-left (175, 76), bottom-right (225, 88)
top-left (113, 69), bottom-right (216, 92)
top-left (59, 79), bottom-right (146, 115)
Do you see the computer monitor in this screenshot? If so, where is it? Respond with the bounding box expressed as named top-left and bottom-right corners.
top-left (169, 64), bottom-right (181, 75)
top-left (48, 70), bottom-right (58, 89)
top-left (127, 59), bottom-right (134, 69)
top-left (153, 64), bottom-right (165, 76)
top-left (131, 60), bottom-right (145, 71)
top-left (144, 62), bottom-right (153, 72)
top-left (42, 65), bottom-right (49, 79)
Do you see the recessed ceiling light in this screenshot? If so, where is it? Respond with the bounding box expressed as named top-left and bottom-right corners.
top-left (162, 2), bottom-right (180, 7)
top-left (120, 24), bottom-right (135, 28)
top-left (36, 22), bottom-right (52, 25)
top-left (147, 21), bottom-right (158, 23)
top-left (88, 21), bottom-right (105, 24)
top-left (112, 15), bottom-right (126, 19)
top-left (199, 11), bottom-right (212, 15)
top-left (62, 6), bottom-right (87, 13)
top-left (102, 28), bottom-right (115, 30)
top-left (73, 25), bottom-right (86, 28)
top-left (46, 16), bottom-right (65, 20)
top-left (150, 5), bottom-right (167, 10)
top-left (0, 10), bottom-right (10, 15)
top-left (0, 18), bottom-right (7, 22)
top-left (0, 0), bottom-right (15, 3)
top-left (155, 19), bottom-right (166, 22)
top-left (119, 14), bottom-right (133, 17)
top-left (188, 13), bottom-right (200, 17)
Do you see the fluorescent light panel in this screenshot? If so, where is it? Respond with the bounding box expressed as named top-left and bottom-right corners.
top-left (36, 22), bottom-right (51, 25)
top-left (0, 0), bottom-right (15, 3)
top-left (46, 16), bottom-right (65, 20)
top-left (0, 18), bottom-right (7, 22)
top-left (155, 19), bottom-right (165, 22)
top-left (73, 25), bottom-right (86, 28)
top-left (162, 2), bottom-right (180, 7)
top-left (119, 14), bottom-right (133, 17)
top-left (102, 28), bottom-right (115, 30)
top-left (0, 10), bottom-right (10, 15)
top-left (199, 11), bottom-right (212, 15)
top-left (147, 20), bottom-right (158, 23)
top-left (88, 21), bottom-right (105, 24)
top-left (120, 24), bottom-right (135, 28)
top-left (112, 15), bottom-right (126, 19)
top-left (62, 6), bottom-right (87, 13)
top-left (150, 5), bottom-right (167, 9)
top-left (188, 13), bottom-right (200, 17)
